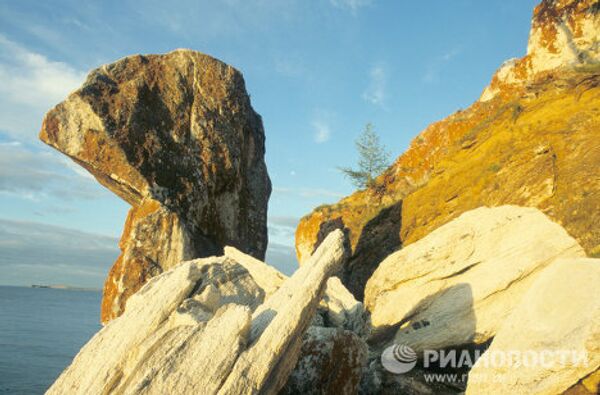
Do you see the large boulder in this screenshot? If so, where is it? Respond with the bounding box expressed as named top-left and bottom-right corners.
top-left (39, 50), bottom-right (271, 323)
top-left (465, 258), bottom-right (600, 395)
top-left (282, 326), bottom-right (368, 395)
top-left (46, 230), bottom-right (346, 395)
top-left (364, 206), bottom-right (585, 352)
top-left (295, 0), bottom-right (600, 301)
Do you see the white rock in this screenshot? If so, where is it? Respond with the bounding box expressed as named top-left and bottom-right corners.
top-left (466, 258), bottom-right (600, 395)
top-left (364, 205), bottom-right (585, 352)
top-left (46, 230), bottom-right (347, 395)
top-left (46, 257), bottom-right (262, 394)
top-left (125, 304), bottom-right (252, 395)
top-left (321, 277), bottom-right (369, 337)
top-left (226, 245), bottom-right (367, 334)
top-left (218, 230), bottom-right (347, 394)
top-left (224, 245), bottom-right (286, 298)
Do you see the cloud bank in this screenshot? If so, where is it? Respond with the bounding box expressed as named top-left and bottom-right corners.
top-left (0, 219), bottom-right (119, 288)
top-left (0, 35), bottom-right (85, 141)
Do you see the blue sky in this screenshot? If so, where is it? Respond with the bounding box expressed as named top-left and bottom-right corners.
top-left (0, 0), bottom-right (538, 286)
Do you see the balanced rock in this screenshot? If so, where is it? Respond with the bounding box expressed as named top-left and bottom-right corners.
top-left (466, 258), bottom-right (600, 395)
top-left (295, 0), bottom-right (600, 301)
top-left (364, 206), bottom-right (585, 352)
top-left (47, 230), bottom-right (346, 395)
top-left (39, 50), bottom-right (271, 323)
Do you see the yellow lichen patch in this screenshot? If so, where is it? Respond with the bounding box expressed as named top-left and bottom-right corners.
top-left (296, 68), bottom-right (600, 299)
top-left (402, 72), bottom-right (600, 250)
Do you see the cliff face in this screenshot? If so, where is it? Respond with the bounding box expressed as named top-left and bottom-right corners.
top-left (40, 50), bottom-right (271, 323)
top-left (296, 0), bottom-right (600, 300)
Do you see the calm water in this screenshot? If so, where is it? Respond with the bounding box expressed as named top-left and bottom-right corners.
top-left (0, 286), bottom-right (101, 394)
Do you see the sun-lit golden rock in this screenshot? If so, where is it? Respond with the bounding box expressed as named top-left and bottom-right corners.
top-left (296, 0), bottom-right (600, 300)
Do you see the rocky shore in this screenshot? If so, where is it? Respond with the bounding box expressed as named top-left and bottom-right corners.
top-left (40, 0), bottom-right (599, 393)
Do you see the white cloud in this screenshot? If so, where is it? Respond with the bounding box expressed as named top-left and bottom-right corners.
top-left (0, 141), bottom-right (104, 201)
top-left (0, 35), bottom-right (85, 140)
top-left (268, 216), bottom-right (298, 244)
top-left (362, 64), bottom-right (387, 107)
top-left (0, 218), bottom-right (119, 287)
top-left (312, 119), bottom-right (332, 143)
top-left (266, 215), bottom-right (301, 275)
top-left (330, 0), bottom-right (373, 13)
top-left (423, 47), bottom-right (461, 83)
top-left (269, 215), bottom-right (300, 230)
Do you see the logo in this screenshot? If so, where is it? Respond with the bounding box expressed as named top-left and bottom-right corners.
top-left (381, 344), bottom-right (417, 374)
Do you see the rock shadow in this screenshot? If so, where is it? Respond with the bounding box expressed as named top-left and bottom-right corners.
top-left (365, 283), bottom-right (486, 394)
top-left (312, 201), bottom-right (402, 301)
top-left (345, 201), bottom-right (403, 301)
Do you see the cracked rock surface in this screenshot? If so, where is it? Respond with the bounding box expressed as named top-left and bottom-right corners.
top-left (39, 49), bottom-right (271, 323)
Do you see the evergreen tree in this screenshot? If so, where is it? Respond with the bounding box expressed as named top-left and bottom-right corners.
top-left (339, 123), bottom-right (390, 189)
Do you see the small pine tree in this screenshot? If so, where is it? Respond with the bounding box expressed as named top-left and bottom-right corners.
top-left (339, 123), bottom-right (390, 189)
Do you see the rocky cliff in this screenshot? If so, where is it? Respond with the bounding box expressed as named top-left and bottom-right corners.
top-left (39, 50), bottom-right (271, 323)
top-left (296, 0), bottom-right (600, 300)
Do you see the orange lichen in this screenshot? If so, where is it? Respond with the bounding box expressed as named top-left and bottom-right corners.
top-left (297, 65), bottom-right (600, 300)
top-left (39, 50), bottom-right (271, 324)
top-left (297, 2), bottom-right (600, 293)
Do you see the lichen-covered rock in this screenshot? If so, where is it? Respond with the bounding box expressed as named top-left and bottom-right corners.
top-left (282, 326), bottom-right (368, 395)
top-left (364, 206), bottom-right (585, 352)
top-left (295, 0), bottom-right (600, 301)
top-left (481, 0), bottom-right (600, 101)
top-left (46, 230), bottom-right (347, 395)
top-left (39, 49), bottom-right (271, 323)
top-left (465, 258), bottom-right (600, 395)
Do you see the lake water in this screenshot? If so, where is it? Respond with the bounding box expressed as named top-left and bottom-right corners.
top-left (0, 286), bottom-right (101, 394)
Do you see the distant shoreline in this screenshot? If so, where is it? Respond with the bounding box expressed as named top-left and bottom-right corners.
top-left (29, 284), bottom-right (102, 292)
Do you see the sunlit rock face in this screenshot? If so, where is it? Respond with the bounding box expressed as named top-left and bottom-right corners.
top-left (39, 49), bottom-right (271, 323)
top-left (481, 0), bottom-right (600, 101)
top-left (295, 0), bottom-right (600, 301)
top-left (45, 231), bottom-right (350, 395)
top-left (364, 206), bottom-right (585, 352)
top-left (466, 258), bottom-right (600, 395)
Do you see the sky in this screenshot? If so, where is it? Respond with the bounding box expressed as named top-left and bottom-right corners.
top-left (0, 0), bottom-right (538, 287)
